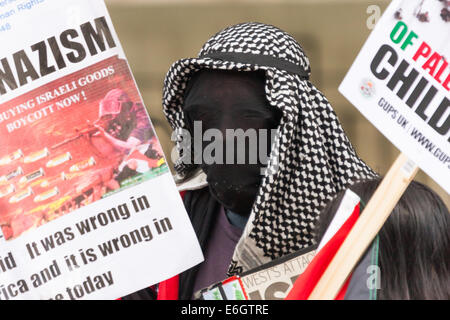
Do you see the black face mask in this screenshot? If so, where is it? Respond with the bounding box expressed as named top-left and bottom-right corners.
top-left (183, 70), bottom-right (282, 216)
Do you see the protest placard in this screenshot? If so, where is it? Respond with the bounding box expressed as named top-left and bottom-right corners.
top-left (198, 246), bottom-right (316, 300)
top-left (340, 0), bottom-right (449, 193)
top-left (0, 0), bottom-right (203, 300)
top-left (307, 0), bottom-right (449, 299)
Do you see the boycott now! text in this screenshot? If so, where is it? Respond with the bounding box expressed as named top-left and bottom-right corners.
top-left (0, 65), bottom-right (114, 133)
top-left (5, 92), bottom-right (86, 133)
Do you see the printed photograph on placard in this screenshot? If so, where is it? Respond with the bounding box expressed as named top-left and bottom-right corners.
top-left (0, 56), bottom-right (168, 240)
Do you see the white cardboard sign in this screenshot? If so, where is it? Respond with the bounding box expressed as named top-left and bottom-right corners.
top-left (339, 0), bottom-right (450, 193)
top-left (0, 0), bottom-right (203, 300)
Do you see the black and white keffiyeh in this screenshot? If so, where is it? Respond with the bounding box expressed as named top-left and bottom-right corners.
top-left (162, 22), bottom-right (376, 275)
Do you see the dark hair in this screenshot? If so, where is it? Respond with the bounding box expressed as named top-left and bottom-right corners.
top-left (316, 178), bottom-right (450, 300)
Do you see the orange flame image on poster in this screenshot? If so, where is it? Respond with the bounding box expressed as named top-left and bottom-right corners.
top-left (0, 56), bottom-right (166, 240)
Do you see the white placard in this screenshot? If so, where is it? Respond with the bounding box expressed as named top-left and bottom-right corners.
top-left (339, 0), bottom-right (450, 193)
top-left (0, 0), bottom-right (203, 300)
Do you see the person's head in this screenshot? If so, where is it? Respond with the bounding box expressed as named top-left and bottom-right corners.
top-left (98, 89), bottom-right (132, 121)
top-left (316, 178), bottom-right (450, 300)
top-left (163, 22), bottom-right (375, 273)
top-left (182, 69), bottom-right (282, 215)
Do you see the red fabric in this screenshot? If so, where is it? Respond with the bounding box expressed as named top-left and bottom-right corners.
top-left (285, 203), bottom-right (360, 300)
top-left (157, 275), bottom-right (180, 300)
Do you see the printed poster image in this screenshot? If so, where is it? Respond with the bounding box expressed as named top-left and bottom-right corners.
top-left (0, 56), bottom-right (167, 240)
top-left (0, 0), bottom-right (203, 300)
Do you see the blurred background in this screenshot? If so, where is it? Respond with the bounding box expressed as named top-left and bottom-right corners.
top-left (104, 0), bottom-right (448, 207)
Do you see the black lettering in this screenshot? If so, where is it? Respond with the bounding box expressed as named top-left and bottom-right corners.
top-left (31, 41), bottom-right (56, 76)
top-left (63, 227), bottom-right (75, 241)
top-left (1, 17), bottom-right (116, 96)
top-left (415, 85), bottom-right (438, 121)
top-left (248, 290), bottom-right (263, 300)
top-left (428, 97), bottom-right (450, 136)
top-left (0, 58), bottom-right (17, 95)
top-left (264, 282), bottom-right (290, 300)
top-left (75, 219), bottom-right (92, 235)
top-left (387, 60), bottom-right (419, 99)
top-left (85, 248), bottom-right (97, 262)
top-left (13, 50), bottom-right (39, 86)
top-left (97, 241), bottom-right (114, 256)
top-left (80, 16), bottom-right (116, 56)
top-left (40, 235), bottom-right (56, 251)
top-left (60, 29), bottom-right (86, 63)
top-left (406, 77), bottom-right (428, 108)
top-left (159, 217), bottom-right (172, 233)
top-left (0, 252), bottom-right (16, 272)
top-left (47, 36), bottom-right (67, 69)
top-left (136, 195), bottom-right (150, 211)
top-left (370, 44), bottom-right (398, 80)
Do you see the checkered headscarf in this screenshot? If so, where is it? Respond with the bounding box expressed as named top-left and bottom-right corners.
top-left (162, 22), bottom-right (376, 275)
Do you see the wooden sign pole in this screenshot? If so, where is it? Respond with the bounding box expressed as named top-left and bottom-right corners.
top-left (308, 152), bottom-right (419, 300)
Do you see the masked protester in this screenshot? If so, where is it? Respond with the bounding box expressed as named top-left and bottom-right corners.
top-left (124, 22), bottom-right (377, 300)
top-left (182, 69), bottom-right (281, 217)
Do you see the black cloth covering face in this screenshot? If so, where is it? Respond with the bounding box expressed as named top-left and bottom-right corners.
top-left (183, 70), bottom-right (281, 216)
top-left (163, 22), bottom-right (377, 275)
